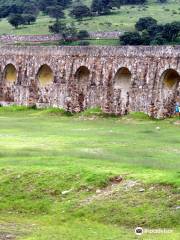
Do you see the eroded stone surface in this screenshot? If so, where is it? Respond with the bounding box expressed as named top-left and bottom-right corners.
top-left (0, 45), bottom-right (179, 118)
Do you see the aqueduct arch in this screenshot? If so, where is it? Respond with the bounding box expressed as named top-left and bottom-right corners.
top-left (114, 67), bottom-right (131, 93)
top-left (75, 66), bottom-right (90, 86)
top-left (37, 64), bottom-right (54, 86)
top-left (114, 67), bottom-right (131, 103)
top-left (161, 69), bottom-right (180, 100)
top-left (4, 64), bottom-right (17, 84)
top-left (158, 69), bottom-right (180, 117)
top-left (74, 66), bottom-right (90, 112)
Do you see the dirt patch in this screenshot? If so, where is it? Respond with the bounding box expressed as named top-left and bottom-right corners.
top-left (79, 177), bottom-right (142, 206)
top-left (0, 223), bottom-right (36, 240)
top-left (0, 232), bottom-right (15, 240)
top-left (174, 120), bottom-right (180, 125)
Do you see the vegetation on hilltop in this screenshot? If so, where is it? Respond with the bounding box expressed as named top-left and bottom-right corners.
top-left (0, 0), bottom-right (179, 45)
top-left (120, 17), bottom-right (180, 45)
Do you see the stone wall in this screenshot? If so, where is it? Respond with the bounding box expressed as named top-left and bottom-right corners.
top-left (89, 31), bottom-right (123, 39)
top-left (0, 45), bottom-right (179, 118)
top-left (0, 34), bottom-right (62, 43)
top-left (0, 32), bottom-right (122, 44)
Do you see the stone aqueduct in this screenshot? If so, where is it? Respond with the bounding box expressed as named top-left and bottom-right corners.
top-left (0, 45), bottom-right (180, 118)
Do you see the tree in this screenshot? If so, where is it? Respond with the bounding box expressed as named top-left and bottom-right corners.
top-left (146, 24), bottom-right (164, 37)
top-left (49, 21), bottom-right (67, 34)
top-left (38, 0), bottom-right (72, 13)
top-left (49, 21), bottom-right (77, 42)
top-left (157, 0), bottom-right (167, 3)
top-left (162, 22), bottom-right (180, 42)
top-left (47, 5), bottom-right (65, 21)
top-left (77, 30), bottom-right (89, 40)
top-left (8, 14), bottom-right (24, 29)
top-left (91, 0), bottom-right (111, 15)
top-left (135, 17), bottom-right (157, 31)
top-left (22, 14), bottom-right (37, 25)
top-left (23, 3), bottom-right (39, 16)
top-left (119, 0), bottom-right (146, 4)
top-left (70, 4), bottom-right (91, 20)
top-left (141, 30), bottom-right (151, 45)
top-left (150, 33), bottom-right (166, 45)
top-left (120, 32), bottom-right (143, 45)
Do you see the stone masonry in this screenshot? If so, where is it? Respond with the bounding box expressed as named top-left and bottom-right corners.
top-left (0, 32), bottom-right (123, 44)
top-left (0, 45), bottom-right (179, 118)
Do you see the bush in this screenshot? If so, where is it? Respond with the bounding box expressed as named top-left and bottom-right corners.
top-left (135, 17), bottom-right (157, 31)
top-left (120, 32), bottom-right (143, 45)
top-left (77, 30), bottom-right (90, 40)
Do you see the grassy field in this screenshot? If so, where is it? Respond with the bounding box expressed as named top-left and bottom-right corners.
top-left (0, 106), bottom-right (179, 239)
top-left (0, 1), bottom-right (179, 35)
top-left (14, 39), bottom-right (119, 46)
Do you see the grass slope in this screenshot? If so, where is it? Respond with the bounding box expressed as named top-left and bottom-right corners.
top-left (0, 107), bottom-right (179, 239)
top-left (0, 1), bottom-right (179, 35)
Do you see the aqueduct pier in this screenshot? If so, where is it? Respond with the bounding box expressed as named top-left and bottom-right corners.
top-left (0, 45), bottom-right (180, 118)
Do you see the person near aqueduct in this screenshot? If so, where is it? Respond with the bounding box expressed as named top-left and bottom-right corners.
top-left (175, 98), bottom-right (180, 117)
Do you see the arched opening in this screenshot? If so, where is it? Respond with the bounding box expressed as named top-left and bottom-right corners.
top-left (114, 67), bottom-right (131, 99)
top-left (74, 66), bottom-right (90, 112)
top-left (37, 64), bottom-right (53, 86)
top-left (161, 69), bottom-right (180, 94)
top-left (160, 69), bottom-right (180, 116)
top-left (75, 66), bottom-right (90, 85)
top-left (4, 64), bottom-right (17, 84)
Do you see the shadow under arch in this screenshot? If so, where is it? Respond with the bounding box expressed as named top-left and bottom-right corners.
top-left (160, 69), bottom-right (180, 116)
top-left (113, 67), bottom-right (132, 99)
top-left (74, 66), bottom-right (91, 112)
top-left (161, 69), bottom-right (180, 91)
top-left (4, 63), bottom-right (17, 84)
top-left (75, 66), bottom-right (90, 86)
top-left (37, 64), bottom-right (54, 86)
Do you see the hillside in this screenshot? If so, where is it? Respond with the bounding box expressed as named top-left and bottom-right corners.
top-left (0, 0), bottom-right (179, 35)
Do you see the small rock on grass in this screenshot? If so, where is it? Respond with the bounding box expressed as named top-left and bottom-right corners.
top-left (61, 189), bottom-right (72, 195)
top-left (96, 189), bottom-right (101, 194)
top-left (139, 188), bottom-right (145, 192)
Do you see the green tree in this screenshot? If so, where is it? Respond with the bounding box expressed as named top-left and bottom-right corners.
top-left (8, 14), bottom-right (24, 29)
top-left (77, 30), bottom-right (90, 40)
top-left (146, 24), bottom-right (164, 37)
top-left (150, 33), bottom-right (166, 45)
top-left (49, 21), bottom-right (77, 42)
top-left (22, 14), bottom-right (37, 25)
top-left (47, 5), bottom-right (65, 21)
top-left (162, 22), bottom-right (180, 42)
top-left (141, 30), bottom-right (151, 45)
top-left (120, 32), bottom-right (143, 45)
top-left (157, 0), bottom-right (167, 3)
top-left (70, 4), bottom-right (91, 20)
top-left (135, 17), bottom-right (157, 31)
top-left (49, 21), bottom-right (67, 34)
top-left (91, 0), bottom-right (111, 15)
top-left (23, 3), bottom-right (39, 16)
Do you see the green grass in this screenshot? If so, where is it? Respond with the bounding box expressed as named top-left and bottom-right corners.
top-left (14, 39), bottom-right (119, 46)
top-left (67, 1), bottom-right (180, 32)
top-left (0, 106), bottom-right (179, 239)
top-left (62, 38), bottom-right (120, 46)
top-left (0, 1), bottom-right (179, 35)
top-left (0, 14), bottom-right (51, 35)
